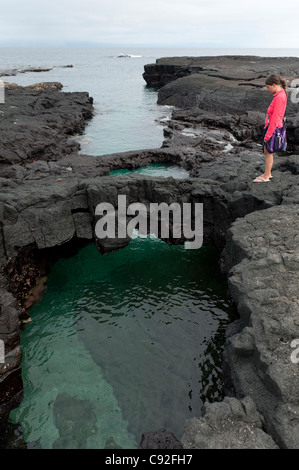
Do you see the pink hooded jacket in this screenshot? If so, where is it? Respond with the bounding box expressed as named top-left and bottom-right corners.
top-left (264, 88), bottom-right (287, 141)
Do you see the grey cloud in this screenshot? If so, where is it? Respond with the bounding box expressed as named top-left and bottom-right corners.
top-left (0, 0), bottom-right (298, 46)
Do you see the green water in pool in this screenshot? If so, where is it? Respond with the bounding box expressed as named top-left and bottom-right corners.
top-left (9, 236), bottom-right (234, 449)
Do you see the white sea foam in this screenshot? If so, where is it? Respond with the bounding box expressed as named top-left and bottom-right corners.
top-left (118, 53), bottom-right (143, 58)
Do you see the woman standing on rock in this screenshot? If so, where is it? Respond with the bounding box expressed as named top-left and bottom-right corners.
top-left (253, 74), bottom-right (287, 182)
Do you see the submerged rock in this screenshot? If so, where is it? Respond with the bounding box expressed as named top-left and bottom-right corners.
top-left (53, 392), bottom-right (98, 449)
top-left (138, 428), bottom-right (183, 449)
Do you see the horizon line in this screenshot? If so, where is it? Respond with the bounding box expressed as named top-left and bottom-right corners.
top-left (0, 44), bottom-right (299, 49)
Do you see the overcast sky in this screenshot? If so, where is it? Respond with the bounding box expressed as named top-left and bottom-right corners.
top-left (1, 0), bottom-right (299, 48)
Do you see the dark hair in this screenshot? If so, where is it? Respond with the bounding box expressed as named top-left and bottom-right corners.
top-left (265, 74), bottom-right (287, 94)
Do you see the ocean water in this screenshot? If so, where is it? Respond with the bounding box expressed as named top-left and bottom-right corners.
top-left (1, 47), bottom-right (171, 157)
top-left (2, 46), bottom-right (299, 158)
top-left (3, 46), bottom-right (299, 449)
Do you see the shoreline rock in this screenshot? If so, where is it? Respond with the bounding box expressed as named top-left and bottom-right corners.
top-left (0, 82), bottom-right (93, 166)
top-left (1, 56), bottom-right (299, 448)
top-left (182, 396), bottom-right (279, 449)
top-left (0, 65), bottom-right (73, 78)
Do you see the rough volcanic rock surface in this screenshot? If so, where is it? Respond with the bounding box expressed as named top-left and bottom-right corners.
top-left (144, 55), bottom-right (299, 151)
top-left (143, 55), bottom-right (299, 89)
top-left (221, 204), bottom-right (299, 449)
top-left (0, 82), bottom-right (93, 165)
top-left (1, 171), bottom-right (299, 448)
top-left (1, 56), bottom-right (299, 448)
top-left (182, 396), bottom-right (279, 449)
top-left (0, 288), bottom-right (23, 427)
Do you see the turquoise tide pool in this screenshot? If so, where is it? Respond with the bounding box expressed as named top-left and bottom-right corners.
top-left (9, 237), bottom-right (234, 449)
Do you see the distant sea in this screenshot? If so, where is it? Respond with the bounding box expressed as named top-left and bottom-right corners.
top-left (1, 47), bottom-right (299, 156)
